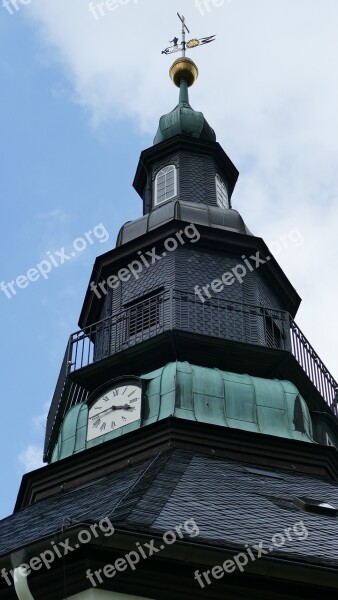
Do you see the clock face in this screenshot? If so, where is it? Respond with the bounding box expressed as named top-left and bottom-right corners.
top-left (87, 381), bottom-right (142, 442)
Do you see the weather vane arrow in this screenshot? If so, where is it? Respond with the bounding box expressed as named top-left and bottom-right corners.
top-left (162, 13), bottom-right (216, 56)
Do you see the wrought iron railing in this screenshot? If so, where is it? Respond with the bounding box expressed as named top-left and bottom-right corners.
top-left (43, 347), bottom-right (89, 459)
top-left (67, 290), bottom-right (291, 373)
top-left (173, 291), bottom-right (291, 350)
top-left (290, 320), bottom-right (338, 414)
top-left (44, 290), bottom-right (338, 459)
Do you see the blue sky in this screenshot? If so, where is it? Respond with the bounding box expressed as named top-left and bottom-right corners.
top-left (1, 0), bottom-right (338, 519)
top-left (0, 7), bottom-right (148, 517)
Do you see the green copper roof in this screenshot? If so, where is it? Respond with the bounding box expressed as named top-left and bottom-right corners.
top-left (51, 362), bottom-right (314, 463)
top-left (153, 79), bottom-right (216, 145)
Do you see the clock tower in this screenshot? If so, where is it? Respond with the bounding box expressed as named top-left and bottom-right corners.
top-left (1, 20), bottom-right (338, 600)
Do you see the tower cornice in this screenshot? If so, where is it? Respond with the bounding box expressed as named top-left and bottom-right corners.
top-left (133, 134), bottom-right (239, 202)
top-left (16, 417), bottom-right (338, 511)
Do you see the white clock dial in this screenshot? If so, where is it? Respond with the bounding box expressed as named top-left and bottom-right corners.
top-left (87, 382), bottom-right (142, 442)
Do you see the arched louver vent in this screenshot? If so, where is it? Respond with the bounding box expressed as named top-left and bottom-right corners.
top-left (154, 165), bottom-right (177, 206)
top-left (294, 395), bottom-right (306, 434)
top-left (215, 174), bottom-right (229, 209)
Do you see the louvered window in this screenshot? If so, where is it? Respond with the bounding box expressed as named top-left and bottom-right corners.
top-left (326, 433), bottom-right (335, 447)
top-left (215, 174), bottom-right (229, 209)
top-left (154, 165), bottom-right (177, 206)
top-left (265, 316), bottom-right (283, 349)
top-left (127, 295), bottom-right (161, 339)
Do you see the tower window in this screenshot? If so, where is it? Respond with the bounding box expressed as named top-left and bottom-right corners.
top-left (126, 293), bottom-right (161, 339)
top-left (215, 174), bottom-right (229, 209)
top-left (293, 496), bottom-right (338, 516)
top-left (265, 316), bottom-right (284, 349)
top-left (154, 165), bottom-right (177, 206)
top-left (325, 433), bottom-right (336, 447)
top-left (293, 396), bottom-right (306, 433)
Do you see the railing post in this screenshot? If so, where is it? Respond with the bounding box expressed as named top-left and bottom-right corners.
top-left (66, 335), bottom-right (73, 374)
top-left (170, 288), bottom-right (174, 330)
top-left (284, 312), bottom-right (292, 352)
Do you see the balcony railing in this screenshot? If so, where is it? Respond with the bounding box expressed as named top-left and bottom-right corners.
top-left (43, 346), bottom-right (89, 459)
top-left (44, 289), bottom-right (338, 459)
top-left (68, 290), bottom-right (292, 372)
top-left (290, 320), bottom-right (338, 412)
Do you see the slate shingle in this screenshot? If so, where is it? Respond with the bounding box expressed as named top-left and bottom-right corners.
top-left (0, 450), bottom-right (337, 567)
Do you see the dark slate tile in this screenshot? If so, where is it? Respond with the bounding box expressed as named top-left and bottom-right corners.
top-left (1, 449), bottom-right (337, 569)
top-left (150, 453), bottom-right (338, 564)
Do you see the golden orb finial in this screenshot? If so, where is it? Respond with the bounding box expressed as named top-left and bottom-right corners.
top-left (170, 57), bottom-right (199, 88)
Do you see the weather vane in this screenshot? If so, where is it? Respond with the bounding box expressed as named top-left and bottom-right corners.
top-left (162, 13), bottom-right (215, 57)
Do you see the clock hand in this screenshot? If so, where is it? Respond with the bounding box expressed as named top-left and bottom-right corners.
top-left (89, 407), bottom-right (115, 420)
top-left (90, 404), bottom-right (136, 419)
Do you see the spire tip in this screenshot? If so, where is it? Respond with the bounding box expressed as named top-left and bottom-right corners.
top-left (170, 57), bottom-right (199, 88)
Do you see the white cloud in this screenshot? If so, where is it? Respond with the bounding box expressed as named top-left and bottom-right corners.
top-left (37, 208), bottom-right (70, 223)
top-left (22, 0), bottom-right (338, 377)
top-left (18, 405), bottom-right (49, 473)
top-left (18, 446), bottom-right (44, 472)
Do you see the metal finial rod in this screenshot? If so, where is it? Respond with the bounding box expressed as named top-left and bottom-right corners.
top-left (177, 12), bottom-right (190, 57)
top-left (177, 12), bottom-right (190, 33)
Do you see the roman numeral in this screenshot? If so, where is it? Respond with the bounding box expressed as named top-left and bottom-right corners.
top-left (113, 390), bottom-right (119, 397)
top-left (100, 423), bottom-right (106, 432)
top-left (122, 416), bottom-right (127, 422)
top-left (93, 419), bottom-right (101, 428)
top-left (102, 396), bottom-right (109, 403)
top-left (111, 421), bottom-right (116, 429)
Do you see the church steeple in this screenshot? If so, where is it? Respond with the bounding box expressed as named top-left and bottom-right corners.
top-left (1, 15), bottom-right (337, 600)
top-left (155, 14), bottom-right (217, 145)
top-left (42, 16), bottom-right (338, 472)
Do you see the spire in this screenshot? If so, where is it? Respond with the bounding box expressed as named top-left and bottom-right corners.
top-left (172, 56), bottom-right (197, 107)
top-left (154, 14), bottom-right (217, 145)
top-left (153, 56), bottom-right (216, 145)
top-left (179, 78), bottom-right (189, 106)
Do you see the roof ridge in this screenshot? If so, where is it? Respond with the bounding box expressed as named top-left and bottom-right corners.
top-left (113, 450), bottom-right (194, 528)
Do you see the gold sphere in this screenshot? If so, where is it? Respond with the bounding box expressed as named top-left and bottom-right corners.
top-left (170, 57), bottom-right (199, 88)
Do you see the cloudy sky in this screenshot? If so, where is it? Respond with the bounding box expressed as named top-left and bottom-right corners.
top-left (1, 0), bottom-right (338, 518)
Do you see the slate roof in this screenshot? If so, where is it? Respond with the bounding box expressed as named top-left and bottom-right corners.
top-left (1, 450), bottom-right (338, 567)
